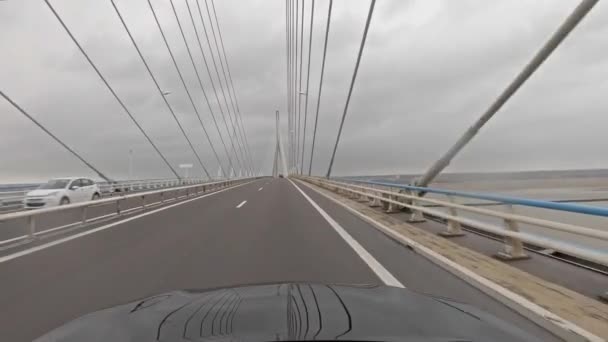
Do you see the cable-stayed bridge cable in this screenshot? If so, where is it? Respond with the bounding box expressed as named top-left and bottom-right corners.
top-left (169, 0), bottom-right (228, 178)
top-left (326, 0), bottom-right (376, 178)
top-left (1, 91), bottom-right (111, 181)
top-left (44, 0), bottom-right (180, 180)
top-left (308, 0), bottom-right (332, 176)
top-left (147, 0), bottom-right (212, 179)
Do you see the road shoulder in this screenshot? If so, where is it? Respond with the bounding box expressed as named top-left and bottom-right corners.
top-left (296, 178), bottom-right (608, 342)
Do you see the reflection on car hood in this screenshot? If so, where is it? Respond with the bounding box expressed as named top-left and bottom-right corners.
top-left (26, 189), bottom-right (61, 197)
top-left (35, 283), bottom-right (542, 342)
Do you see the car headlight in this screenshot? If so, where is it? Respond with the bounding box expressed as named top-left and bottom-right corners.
top-left (45, 191), bottom-right (60, 197)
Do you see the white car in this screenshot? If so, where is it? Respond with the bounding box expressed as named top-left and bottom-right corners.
top-left (24, 178), bottom-right (101, 209)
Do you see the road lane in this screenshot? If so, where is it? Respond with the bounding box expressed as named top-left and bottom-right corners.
top-left (294, 179), bottom-right (559, 341)
top-left (0, 184), bottom-right (222, 244)
top-left (0, 181), bottom-right (254, 259)
top-left (0, 178), bottom-right (557, 341)
top-left (0, 178), bottom-right (380, 341)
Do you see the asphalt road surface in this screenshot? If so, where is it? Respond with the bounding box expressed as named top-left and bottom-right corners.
top-left (0, 178), bottom-right (558, 341)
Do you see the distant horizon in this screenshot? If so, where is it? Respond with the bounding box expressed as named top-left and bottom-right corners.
top-left (3, 167), bottom-right (608, 186)
top-left (343, 167), bottom-right (608, 178)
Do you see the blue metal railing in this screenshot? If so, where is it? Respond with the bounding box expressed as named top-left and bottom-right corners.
top-left (342, 179), bottom-right (608, 218)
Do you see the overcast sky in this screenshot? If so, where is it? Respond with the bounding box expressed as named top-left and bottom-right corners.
top-left (1, 0), bottom-right (607, 183)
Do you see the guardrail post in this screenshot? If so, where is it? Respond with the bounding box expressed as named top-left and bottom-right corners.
top-left (495, 205), bottom-right (529, 261)
top-left (27, 215), bottom-right (36, 239)
top-left (141, 196), bottom-right (146, 210)
top-left (383, 187), bottom-right (400, 213)
top-left (346, 185), bottom-right (358, 200)
top-left (367, 186), bottom-right (382, 207)
top-left (357, 189), bottom-right (368, 202)
top-left (368, 193), bottom-right (382, 207)
top-left (160, 192), bottom-right (165, 204)
top-left (116, 198), bottom-right (122, 216)
top-left (438, 195), bottom-right (465, 237)
top-left (407, 193), bottom-right (426, 223)
top-left (81, 206), bottom-right (88, 226)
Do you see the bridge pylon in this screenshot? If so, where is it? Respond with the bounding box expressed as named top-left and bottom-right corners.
top-left (272, 110), bottom-right (288, 178)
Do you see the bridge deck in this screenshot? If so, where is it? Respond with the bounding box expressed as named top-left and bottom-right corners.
top-left (0, 178), bottom-right (560, 341)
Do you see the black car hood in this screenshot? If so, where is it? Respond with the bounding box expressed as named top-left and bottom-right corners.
top-left (36, 283), bottom-right (541, 341)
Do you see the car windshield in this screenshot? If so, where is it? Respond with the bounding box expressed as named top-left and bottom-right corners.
top-left (38, 179), bottom-right (70, 190)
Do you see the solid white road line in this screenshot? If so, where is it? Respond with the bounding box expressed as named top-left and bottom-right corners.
top-left (0, 181), bottom-right (255, 264)
top-left (258, 187), bottom-right (263, 191)
top-left (296, 179), bottom-right (602, 342)
top-left (236, 200), bottom-right (247, 208)
top-left (289, 179), bottom-right (404, 288)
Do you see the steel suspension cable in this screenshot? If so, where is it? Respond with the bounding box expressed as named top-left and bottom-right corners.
top-left (209, 0), bottom-right (256, 174)
top-left (416, 0), bottom-right (599, 188)
top-left (300, 0), bottom-right (314, 175)
top-left (200, 0), bottom-right (251, 174)
top-left (288, 0), bottom-right (294, 172)
top-left (326, 0), bottom-right (376, 178)
top-left (168, 0), bottom-right (229, 178)
top-left (205, 0), bottom-right (254, 174)
top-left (1, 91), bottom-right (110, 181)
top-left (292, 0), bottom-right (298, 173)
top-left (286, 0), bottom-right (292, 171)
top-left (147, 0), bottom-right (212, 179)
top-left (43, 0), bottom-right (179, 180)
top-left (308, 0), bottom-right (332, 176)
top-left (193, 0), bottom-right (245, 175)
top-left (297, 0), bottom-right (305, 174)
top-left (294, 0), bottom-right (300, 173)
top-left (183, 0), bottom-right (240, 176)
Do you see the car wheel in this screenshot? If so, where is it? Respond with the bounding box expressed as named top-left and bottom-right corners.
top-left (92, 193), bottom-right (100, 200)
top-left (60, 197), bottom-right (70, 205)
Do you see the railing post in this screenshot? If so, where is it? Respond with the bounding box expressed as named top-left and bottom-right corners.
top-left (346, 185), bottom-right (358, 200)
top-left (368, 186), bottom-right (382, 207)
top-left (160, 191), bottom-right (164, 204)
top-left (438, 195), bottom-right (465, 237)
top-left (116, 198), bottom-right (122, 216)
top-left (407, 192), bottom-right (426, 223)
top-left (495, 204), bottom-right (530, 261)
top-left (28, 215), bottom-right (36, 239)
top-left (357, 188), bottom-right (369, 202)
top-left (81, 206), bottom-right (88, 226)
top-left (384, 187), bottom-right (400, 213)
top-left (141, 196), bottom-right (146, 210)
top-left (380, 189), bottom-right (390, 211)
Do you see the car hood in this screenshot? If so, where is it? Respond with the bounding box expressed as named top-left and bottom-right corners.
top-left (35, 283), bottom-right (542, 342)
top-left (26, 189), bottom-right (62, 197)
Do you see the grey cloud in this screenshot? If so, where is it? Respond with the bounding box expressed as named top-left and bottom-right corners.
top-left (1, 0), bottom-right (608, 183)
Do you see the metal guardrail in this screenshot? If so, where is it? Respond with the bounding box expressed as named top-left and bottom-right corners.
top-left (300, 177), bottom-right (608, 268)
top-left (352, 179), bottom-right (608, 217)
top-left (0, 177), bottom-right (214, 213)
top-left (0, 178), bottom-right (256, 245)
top-left (0, 191), bottom-right (28, 211)
top-left (98, 177), bottom-right (209, 193)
